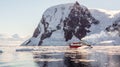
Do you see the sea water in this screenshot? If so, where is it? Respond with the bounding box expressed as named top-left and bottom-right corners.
top-left (0, 46), bottom-right (120, 67)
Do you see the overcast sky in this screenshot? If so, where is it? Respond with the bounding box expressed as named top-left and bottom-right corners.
top-left (0, 0), bottom-right (120, 37)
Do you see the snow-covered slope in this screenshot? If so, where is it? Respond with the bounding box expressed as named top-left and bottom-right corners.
top-left (82, 9), bottom-right (120, 45)
top-left (21, 2), bottom-right (120, 46)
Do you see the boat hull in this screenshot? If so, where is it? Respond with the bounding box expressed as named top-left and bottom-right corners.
top-left (69, 45), bottom-right (81, 48)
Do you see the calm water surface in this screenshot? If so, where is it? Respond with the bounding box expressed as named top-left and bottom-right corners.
top-left (0, 46), bottom-right (120, 67)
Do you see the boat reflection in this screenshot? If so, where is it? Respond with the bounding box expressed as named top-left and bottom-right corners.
top-left (32, 48), bottom-right (120, 67)
top-left (64, 51), bottom-right (90, 67)
top-left (32, 49), bottom-right (92, 67)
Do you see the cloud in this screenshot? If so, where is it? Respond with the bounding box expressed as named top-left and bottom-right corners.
top-left (0, 34), bottom-right (30, 46)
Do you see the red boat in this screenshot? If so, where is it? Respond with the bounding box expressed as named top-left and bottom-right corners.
top-left (69, 42), bottom-right (82, 48)
top-left (69, 41), bottom-right (92, 49)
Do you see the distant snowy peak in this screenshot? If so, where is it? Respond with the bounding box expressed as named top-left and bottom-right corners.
top-left (90, 8), bottom-right (120, 35)
top-left (90, 8), bottom-right (120, 20)
top-left (88, 9), bottom-right (120, 34)
top-left (90, 9), bottom-right (120, 17)
top-left (21, 2), bottom-right (120, 46)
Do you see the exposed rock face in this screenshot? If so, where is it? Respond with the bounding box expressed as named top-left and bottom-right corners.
top-left (33, 27), bottom-right (40, 37)
top-left (62, 3), bottom-right (99, 41)
top-left (106, 18), bottom-right (120, 36)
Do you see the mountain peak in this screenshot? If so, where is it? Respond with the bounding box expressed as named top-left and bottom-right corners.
top-left (75, 1), bottom-right (80, 6)
top-left (21, 3), bottom-right (120, 46)
top-left (21, 2), bottom-right (99, 46)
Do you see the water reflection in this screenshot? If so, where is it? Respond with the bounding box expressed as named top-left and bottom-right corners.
top-left (64, 50), bottom-right (120, 67)
top-left (0, 53), bottom-right (37, 67)
top-left (32, 49), bottom-right (93, 67)
top-left (0, 46), bottom-right (120, 67)
top-left (32, 51), bottom-right (65, 67)
top-left (64, 51), bottom-right (90, 67)
top-left (32, 48), bottom-right (120, 67)
top-left (108, 55), bottom-right (120, 67)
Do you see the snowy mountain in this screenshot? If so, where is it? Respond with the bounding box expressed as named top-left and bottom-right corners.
top-left (82, 9), bottom-right (120, 45)
top-left (21, 2), bottom-right (120, 46)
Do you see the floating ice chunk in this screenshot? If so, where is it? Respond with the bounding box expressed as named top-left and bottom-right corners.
top-left (100, 40), bottom-right (114, 44)
top-left (16, 48), bottom-right (34, 52)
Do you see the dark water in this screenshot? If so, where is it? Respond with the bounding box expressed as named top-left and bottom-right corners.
top-left (0, 46), bottom-right (120, 67)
